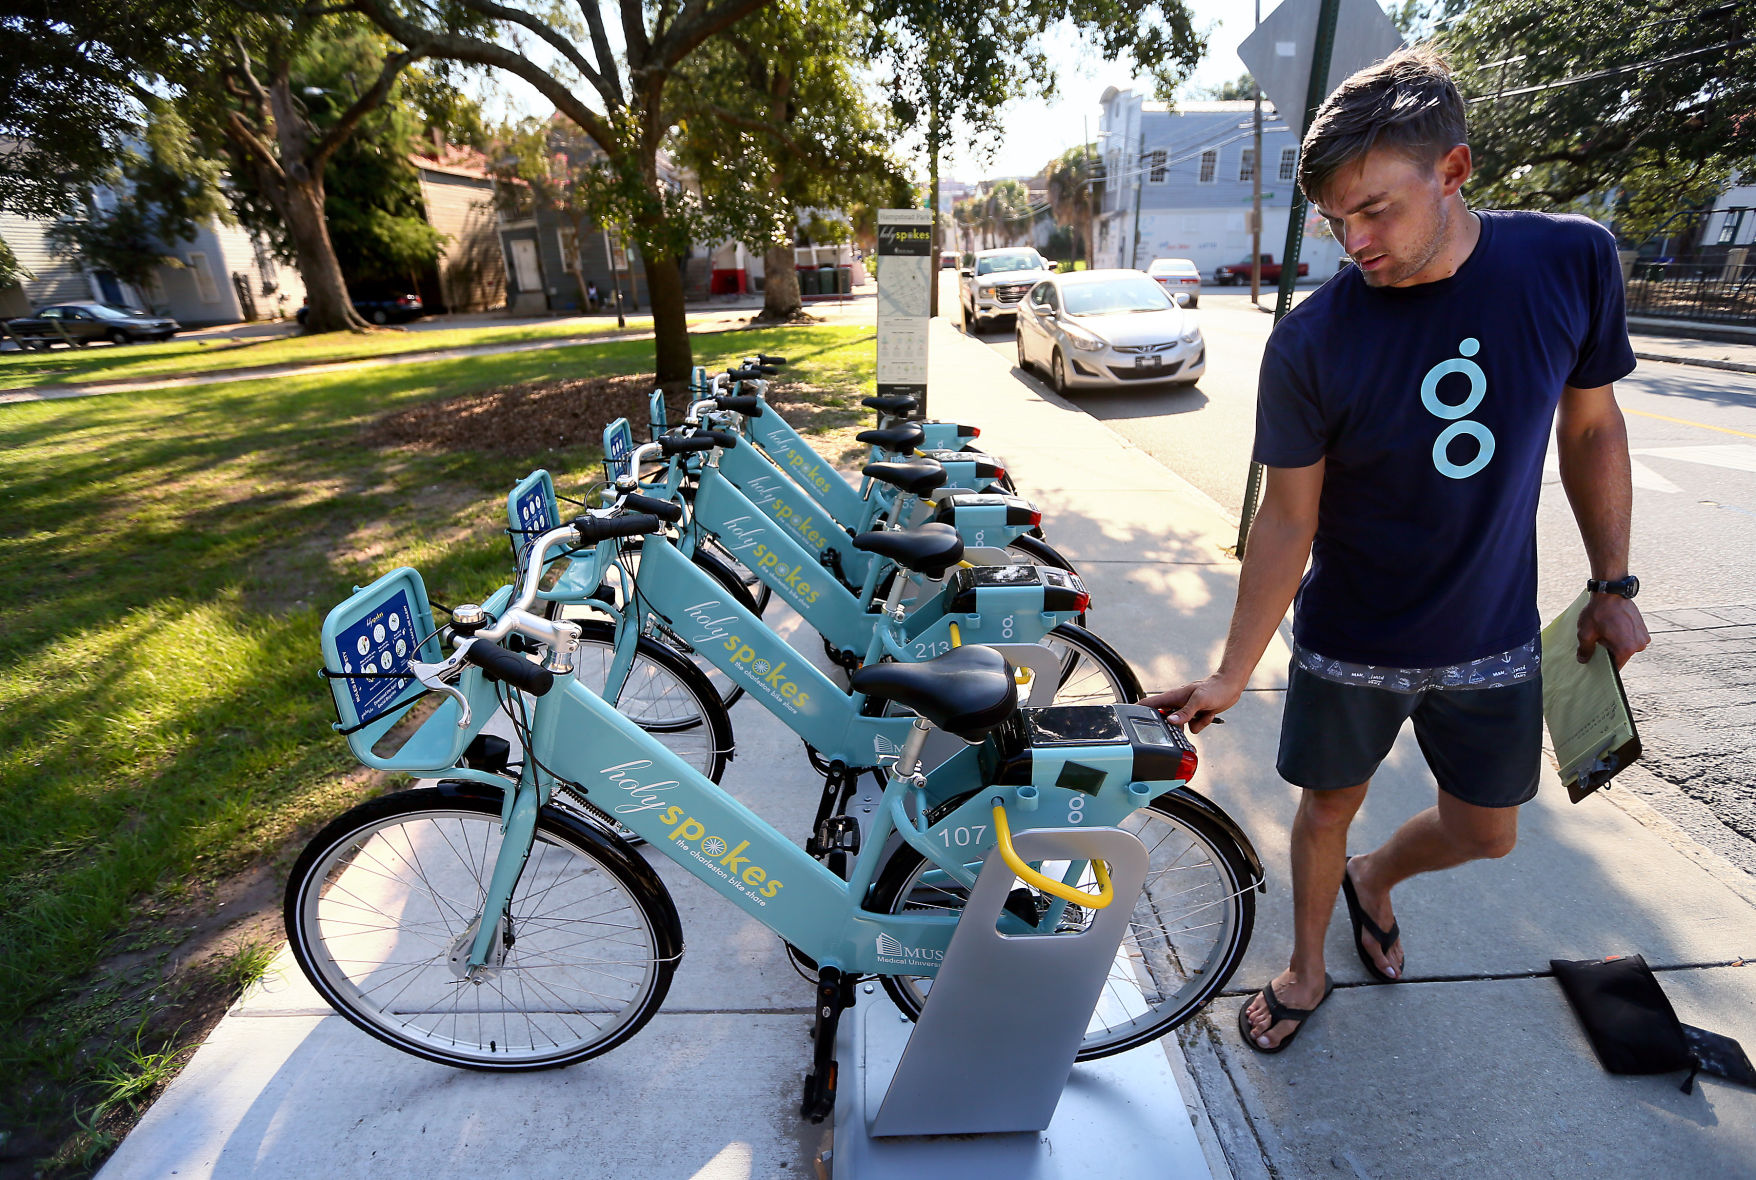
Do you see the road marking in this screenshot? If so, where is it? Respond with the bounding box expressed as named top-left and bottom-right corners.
top-left (1633, 444), bottom-right (1756, 474)
top-left (1624, 408), bottom-right (1756, 441)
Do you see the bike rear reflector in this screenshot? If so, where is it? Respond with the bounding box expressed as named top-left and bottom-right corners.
top-left (1028, 507), bottom-right (1043, 527)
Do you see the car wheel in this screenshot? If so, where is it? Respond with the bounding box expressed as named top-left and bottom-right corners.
top-left (372, 308), bottom-right (390, 324)
top-left (1188, 297), bottom-right (1199, 308)
top-left (1051, 349), bottom-right (1071, 396)
top-left (1016, 330), bottom-right (1031, 374)
top-left (107, 329), bottom-right (130, 345)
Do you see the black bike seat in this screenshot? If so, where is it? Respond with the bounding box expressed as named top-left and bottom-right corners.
top-left (856, 423), bottom-right (926, 453)
top-left (852, 523), bottom-right (964, 578)
top-left (862, 394), bottom-right (919, 416)
top-left (850, 645), bottom-right (1018, 743)
top-left (864, 459), bottom-right (946, 497)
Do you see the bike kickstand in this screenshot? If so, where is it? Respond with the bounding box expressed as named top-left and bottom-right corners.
top-left (801, 965), bottom-right (858, 1123)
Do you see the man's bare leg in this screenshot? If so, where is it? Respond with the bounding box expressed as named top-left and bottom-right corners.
top-left (1242, 782), bottom-right (1368, 1049)
top-left (1345, 792), bottom-right (1520, 978)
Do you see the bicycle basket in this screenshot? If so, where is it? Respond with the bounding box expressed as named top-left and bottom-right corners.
top-left (320, 567), bottom-right (500, 771)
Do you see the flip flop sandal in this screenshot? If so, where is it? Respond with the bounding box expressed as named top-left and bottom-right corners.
top-left (1237, 974), bottom-right (1336, 1054)
top-left (1341, 857), bottom-right (1402, 983)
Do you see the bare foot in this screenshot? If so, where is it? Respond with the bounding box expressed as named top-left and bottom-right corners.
top-left (1240, 966), bottom-right (1329, 1050)
top-left (1346, 855), bottom-right (1404, 979)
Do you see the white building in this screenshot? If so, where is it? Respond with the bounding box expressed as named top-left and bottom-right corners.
top-left (1092, 90), bottom-right (1347, 279)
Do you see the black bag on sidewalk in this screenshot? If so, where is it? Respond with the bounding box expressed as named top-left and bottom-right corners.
top-left (1550, 954), bottom-right (1756, 1094)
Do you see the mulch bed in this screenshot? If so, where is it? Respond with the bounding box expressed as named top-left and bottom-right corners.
top-left (364, 374), bottom-right (680, 457)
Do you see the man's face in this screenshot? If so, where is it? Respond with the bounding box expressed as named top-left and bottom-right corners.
top-left (1314, 145), bottom-right (1470, 288)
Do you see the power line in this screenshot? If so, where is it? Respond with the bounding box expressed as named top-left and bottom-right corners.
top-left (1466, 37), bottom-right (1752, 103)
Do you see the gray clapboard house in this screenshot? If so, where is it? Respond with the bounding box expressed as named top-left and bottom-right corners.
top-left (1093, 92), bottom-right (1347, 280)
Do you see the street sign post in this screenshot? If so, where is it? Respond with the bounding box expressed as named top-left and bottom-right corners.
top-left (1233, 0), bottom-right (1405, 554)
top-left (877, 208), bottom-right (933, 416)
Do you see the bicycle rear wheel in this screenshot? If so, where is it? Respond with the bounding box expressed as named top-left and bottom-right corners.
top-left (285, 784), bottom-right (681, 1071)
top-left (868, 791), bottom-right (1255, 1060)
top-left (1042, 622), bottom-right (1143, 706)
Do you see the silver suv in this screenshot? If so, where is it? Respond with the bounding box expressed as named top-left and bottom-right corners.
top-left (959, 248), bottom-right (1052, 331)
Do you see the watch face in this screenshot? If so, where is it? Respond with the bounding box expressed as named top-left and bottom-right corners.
top-left (1622, 575), bottom-right (1639, 599)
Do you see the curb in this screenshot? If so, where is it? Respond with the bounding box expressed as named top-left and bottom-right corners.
top-left (1635, 351), bottom-right (1756, 376)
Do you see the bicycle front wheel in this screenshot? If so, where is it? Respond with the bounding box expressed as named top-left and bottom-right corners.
top-left (568, 621), bottom-right (733, 784)
top-left (1040, 622), bottom-right (1143, 706)
top-left (868, 791), bottom-right (1255, 1060)
top-left (286, 785), bottom-right (681, 1071)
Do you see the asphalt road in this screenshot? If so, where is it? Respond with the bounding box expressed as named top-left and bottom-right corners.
top-left (956, 284), bottom-right (1756, 871)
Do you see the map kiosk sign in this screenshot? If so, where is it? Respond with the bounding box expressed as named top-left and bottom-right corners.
top-left (876, 208), bottom-right (932, 414)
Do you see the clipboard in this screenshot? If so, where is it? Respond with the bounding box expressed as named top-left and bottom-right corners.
top-left (1540, 591), bottom-right (1642, 803)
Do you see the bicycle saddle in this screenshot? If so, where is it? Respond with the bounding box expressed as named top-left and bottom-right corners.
top-left (852, 522), bottom-right (964, 578)
top-left (862, 394), bottom-right (918, 416)
top-left (864, 459), bottom-right (946, 497)
top-left (856, 422), bottom-right (926, 453)
top-left (850, 644), bottom-right (1018, 743)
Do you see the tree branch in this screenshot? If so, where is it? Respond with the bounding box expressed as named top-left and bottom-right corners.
top-left (452, 0), bottom-right (612, 101)
top-left (578, 0), bottom-right (627, 106)
top-left (352, 0), bottom-right (618, 151)
top-left (651, 0), bottom-right (772, 69)
top-left (312, 49), bottom-right (421, 170)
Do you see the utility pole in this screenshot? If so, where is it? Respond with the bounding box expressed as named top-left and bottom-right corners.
top-left (1251, 0), bottom-right (1263, 305)
top-left (1083, 115), bottom-right (1095, 270)
top-left (1130, 126), bottom-right (1145, 269)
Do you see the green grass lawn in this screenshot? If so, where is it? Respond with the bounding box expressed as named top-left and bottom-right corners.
top-left (0, 316), bottom-right (661, 391)
top-left (0, 323), bottom-right (874, 1172)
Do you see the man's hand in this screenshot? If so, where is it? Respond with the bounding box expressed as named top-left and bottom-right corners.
top-left (1140, 674), bottom-right (1245, 733)
top-left (1577, 594), bottom-right (1650, 669)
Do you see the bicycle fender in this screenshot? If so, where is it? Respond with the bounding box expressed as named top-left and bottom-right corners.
top-left (1159, 786), bottom-right (1267, 892)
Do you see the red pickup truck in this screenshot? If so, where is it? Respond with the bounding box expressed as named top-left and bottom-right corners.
top-left (1212, 254), bottom-right (1308, 285)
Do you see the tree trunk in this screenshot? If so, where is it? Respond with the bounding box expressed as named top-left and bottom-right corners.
top-left (283, 173), bottom-right (366, 333)
top-left (760, 241), bottom-right (801, 320)
top-left (643, 246), bottom-right (692, 390)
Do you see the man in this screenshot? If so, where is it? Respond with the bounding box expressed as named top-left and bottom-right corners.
top-left (1143, 47), bottom-right (1650, 1052)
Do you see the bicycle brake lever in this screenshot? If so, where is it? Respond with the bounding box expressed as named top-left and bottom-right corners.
top-left (409, 653), bottom-right (474, 728)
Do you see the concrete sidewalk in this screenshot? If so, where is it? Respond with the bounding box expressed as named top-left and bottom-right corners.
top-left (1629, 330), bottom-right (1756, 376)
top-left (98, 317), bottom-right (1755, 1179)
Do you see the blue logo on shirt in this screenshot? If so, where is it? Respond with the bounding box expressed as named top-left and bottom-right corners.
top-left (1421, 338), bottom-right (1495, 479)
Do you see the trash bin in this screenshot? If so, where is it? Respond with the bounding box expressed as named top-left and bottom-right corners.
top-left (818, 264), bottom-right (837, 295)
top-left (799, 267), bottom-right (819, 296)
top-left (836, 265), bottom-right (852, 294)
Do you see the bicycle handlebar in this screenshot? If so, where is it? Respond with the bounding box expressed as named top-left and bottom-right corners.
top-left (461, 637), bottom-right (555, 696)
top-left (621, 492), bottom-right (682, 522)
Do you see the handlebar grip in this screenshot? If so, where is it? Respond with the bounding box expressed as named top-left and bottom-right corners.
top-left (757, 354), bottom-right (787, 365)
top-left (622, 492), bottom-right (683, 522)
top-left (573, 513), bottom-right (664, 544)
top-left (712, 395), bottom-right (762, 416)
top-left (725, 367), bottom-right (762, 381)
top-left (463, 639), bottom-right (554, 696)
top-left (660, 435), bottom-right (718, 455)
top-left (703, 429), bottom-right (739, 449)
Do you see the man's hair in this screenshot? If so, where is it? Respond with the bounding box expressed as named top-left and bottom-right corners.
top-left (1297, 45), bottom-right (1468, 206)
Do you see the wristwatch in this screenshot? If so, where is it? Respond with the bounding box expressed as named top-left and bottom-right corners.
top-left (1586, 574), bottom-right (1639, 599)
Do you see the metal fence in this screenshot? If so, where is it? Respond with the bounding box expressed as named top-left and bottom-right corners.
top-left (1625, 258), bottom-right (1756, 326)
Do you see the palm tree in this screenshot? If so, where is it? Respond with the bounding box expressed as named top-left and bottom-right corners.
top-left (1046, 145), bottom-right (1104, 267)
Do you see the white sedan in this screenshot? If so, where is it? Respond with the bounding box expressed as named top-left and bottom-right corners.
top-left (1146, 257), bottom-right (1202, 307)
top-left (1014, 270), bottom-right (1205, 394)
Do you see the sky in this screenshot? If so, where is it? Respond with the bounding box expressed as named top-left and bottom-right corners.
top-left (937, 0), bottom-right (1268, 182)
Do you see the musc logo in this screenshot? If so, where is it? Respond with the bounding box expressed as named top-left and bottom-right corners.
top-left (1420, 338), bottom-right (1495, 480)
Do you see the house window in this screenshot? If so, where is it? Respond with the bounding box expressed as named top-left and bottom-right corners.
top-left (560, 226), bottom-right (581, 272)
top-left (187, 252), bottom-right (219, 302)
top-left (1718, 210), bottom-right (1746, 245)
top-left (1147, 150), bottom-right (1166, 183)
top-left (1198, 150), bottom-right (1217, 184)
top-left (1239, 150), bottom-right (1255, 183)
top-left (1279, 146), bottom-right (1298, 183)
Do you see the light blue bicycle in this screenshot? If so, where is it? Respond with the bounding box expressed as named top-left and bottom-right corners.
top-left (291, 507), bottom-right (1261, 1120)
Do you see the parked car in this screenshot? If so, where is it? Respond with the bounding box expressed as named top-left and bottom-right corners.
top-left (296, 294), bottom-right (425, 326)
top-left (1145, 257), bottom-right (1202, 307)
top-left (958, 247), bottom-right (1053, 331)
top-left (1212, 253), bottom-right (1307, 285)
top-left (5, 301), bottom-right (180, 348)
top-left (1014, 268), bottom-right (1204, 395)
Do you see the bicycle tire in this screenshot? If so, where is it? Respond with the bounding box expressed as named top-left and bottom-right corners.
top-left (868, 790), bottom-right (1255, 1060)
top-left (1043, 622), bottom-right (1143, 706)
top-left (567, 620), bottom-right (734, 784)
top-left (285, 783), bottom-right (682, 1071)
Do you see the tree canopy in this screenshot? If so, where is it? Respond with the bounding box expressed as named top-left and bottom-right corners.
top-left (1442, 0), bottom-right (1756, 242)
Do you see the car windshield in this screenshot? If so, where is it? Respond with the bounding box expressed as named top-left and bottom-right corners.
top-left (88, 304), bottom-right (136, 321)
top-left (1061, 276), bottom-right (1175, 316)
top-left (976, 254), bottom-right (1042, 276)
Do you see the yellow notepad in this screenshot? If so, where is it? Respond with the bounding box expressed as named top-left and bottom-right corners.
top-left (1540, 591), bottom-right (1642, 803)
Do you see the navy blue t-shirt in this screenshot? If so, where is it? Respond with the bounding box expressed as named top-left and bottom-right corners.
top-left (1252, 210), bottom-right (1636, 667)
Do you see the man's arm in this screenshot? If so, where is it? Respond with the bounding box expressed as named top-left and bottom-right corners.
top-left (1141, 461), bottom-right (1324, 731)
top-left (1556, 382), bottom-right (1650, 668)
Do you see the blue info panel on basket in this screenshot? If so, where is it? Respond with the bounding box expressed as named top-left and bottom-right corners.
top-left (335, 587), bottom-right (417, 718)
